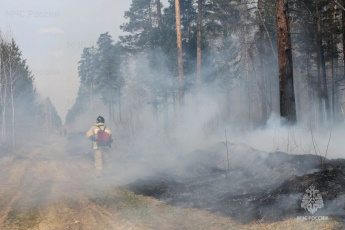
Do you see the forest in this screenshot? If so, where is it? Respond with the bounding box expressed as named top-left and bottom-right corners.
top-left (1, 0), bottom-right (345, 228)
top-left (66, 0), bottom-right (345, 133)
top-left (0, 33), bottom-right (61, 148)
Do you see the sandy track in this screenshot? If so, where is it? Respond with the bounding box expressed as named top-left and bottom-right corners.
top-left (0, 137), bottom-right (135, 230)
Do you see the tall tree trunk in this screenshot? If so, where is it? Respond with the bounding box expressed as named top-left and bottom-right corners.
top-left (259, 0), bottom-right (264, 16)
top-left (315, 0), bottom-right (330, 122)
top-left (8, 42), bottom-right (16, 145)
top-left (90, 82), bottom-right (94, 112)
top-left (342, 2), bottom-right (345, 79)
top-left (2, 65), bottom-right (7, 139)
top-left (316, 42), bottom-right (324, 124)
top-left (258, 0), bottom-right (265, 36)
top-left (156, 0), bottom-right (162, 33)
top-left (276, 0), bottom-right (297, 123)
top-left (148, 1), bottom-right (153, 30)
top-left (306, 52), bottom-right (315, 127)
top-left (0, 48), bottom-right (3, 142)
top-left (197, 0), bottom-right (202, 92)
top-left (291, 49), bottom-right (301, 120)
top-left (269, 67), bottom-right (273, 113)
top-left (294, 65), bottom-right (301, 121)
top-left (334, 57), bottom-right (339, 122)
top-left (163, 92), bottom-right (169, 130)
top-left (239, 26), bottom-right (246, 122)
top-left (249, 49), bottom-right (263, 125)
top-left (226, 84), bottom-right (231, 120)
top-left (244, 27), bottom-right (251, 128)
top-left (331, 59), bottom-right (336, 122)
top-left (175, 0), bottom-right (184, 104)
top-left (257, 0), bottom-right (268, 123)
top-left (10, 81), bottom-right (14, 146)
top-left (331, 5), bottom-right (336, 122)
top-left (331, 5), bottom-right (338, 123)
top-left (262, 59), bottom-right (269, 119)
top-left (118, 89), bottom-right (122, 122)
top-left (321, 49), bottom-right (330, 122)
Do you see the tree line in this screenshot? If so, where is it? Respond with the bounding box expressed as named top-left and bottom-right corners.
top-left (68, 0), bottom-right (345, 129)
top-left (0, 32), bottom-right (62, 147)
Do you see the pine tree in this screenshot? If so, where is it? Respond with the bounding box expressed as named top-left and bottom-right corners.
top-left (276, 0), bottom-right (297, 123)
top-left (96, 33), bottom-right (123, 124)
top-left (120, 0), bottom-right (158, 52)
top-left (0, 32), bottom-right (57, 144)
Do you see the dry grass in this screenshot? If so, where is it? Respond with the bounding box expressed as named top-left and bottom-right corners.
top-left (0, 137), bottom-right (341, 230)
top-left (90, 187), bottom-right (342, 230)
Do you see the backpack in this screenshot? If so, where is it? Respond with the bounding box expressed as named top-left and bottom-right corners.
top-left (96, 126), bottom-right (110, 147)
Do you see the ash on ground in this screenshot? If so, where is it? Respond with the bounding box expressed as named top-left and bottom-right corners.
top-left (127, 143), bottom-right (345, 223)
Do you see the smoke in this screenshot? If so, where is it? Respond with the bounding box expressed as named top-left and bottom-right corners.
top-left (69, 38), bottom-right (344, 222)
top-left (2, 1), bottom-right (345, 227)
top-left (4, 18), bottom-right (345, 229)
top-left (65, 32), bottom-right (345, 187)
top-left (6, 24), bottom-right (334, 225)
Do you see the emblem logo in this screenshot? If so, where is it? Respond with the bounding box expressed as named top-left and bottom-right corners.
top-left (301, 185), bottom-right (324, 214)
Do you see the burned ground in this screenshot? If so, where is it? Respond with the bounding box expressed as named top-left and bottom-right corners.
top-left (0, 136), bottom-right (342, 229)
top-left (128, 143), bottom-right (345, 223)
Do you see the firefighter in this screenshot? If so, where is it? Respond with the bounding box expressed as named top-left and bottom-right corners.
top-left (86, 116), bottom-right (112, 177)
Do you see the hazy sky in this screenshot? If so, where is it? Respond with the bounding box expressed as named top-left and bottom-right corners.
top-left (0, 0), bottom-right (138, 122)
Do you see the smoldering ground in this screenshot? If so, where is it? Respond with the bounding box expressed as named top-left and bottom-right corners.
top-left (2, 0), bottom-right (345, 227)
top-left (0, 27), bottom-right (337, 226)
top-left (58, 32), bottom-right (345, 223)
top-left (63, 86), bottom-right (345, 224)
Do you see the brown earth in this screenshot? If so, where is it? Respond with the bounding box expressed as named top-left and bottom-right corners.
top-left (0, 136), bottom-right (341, 230)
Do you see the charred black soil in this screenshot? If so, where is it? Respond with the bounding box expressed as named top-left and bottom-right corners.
top-left (128, 143), bottom-right (345, 223)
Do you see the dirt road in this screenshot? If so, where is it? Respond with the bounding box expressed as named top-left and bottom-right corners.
top-left (0, 137), bottom-right (341, 230)
top-left (0, 137), bottom-right (136, 229)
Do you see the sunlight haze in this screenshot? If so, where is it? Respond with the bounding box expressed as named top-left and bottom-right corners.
top-left (0, 0), bottom-right (134, 122)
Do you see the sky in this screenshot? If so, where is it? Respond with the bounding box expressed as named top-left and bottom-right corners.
top-left (0, 0), bottom-right (140, 123)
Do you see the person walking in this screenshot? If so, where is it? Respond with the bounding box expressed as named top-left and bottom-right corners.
top-left (86, 116), bottom-right (112, 177)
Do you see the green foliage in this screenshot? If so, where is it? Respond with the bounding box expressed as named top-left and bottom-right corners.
top-left (95, 33), bottom-right (123, 104)
top-left (0, 36), bottom-right (61, 143)
top-left (69, 0), bottom-right (345, 127)
top-left (68, 0), bottom-right (256, 124)
top-left (67, 32), bottom-right (125, 124)
top-left (65, 84), bottom-right (90, 125)
top-left (120, 0), bottom-right (158, 51)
